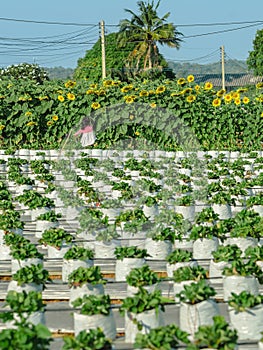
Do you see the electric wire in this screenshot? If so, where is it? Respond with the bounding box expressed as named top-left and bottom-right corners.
top-left (0, 16), bottom-right (261, 66)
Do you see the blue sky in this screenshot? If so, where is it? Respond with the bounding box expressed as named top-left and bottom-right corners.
top-left (0, 0), bottom-right (263, 69)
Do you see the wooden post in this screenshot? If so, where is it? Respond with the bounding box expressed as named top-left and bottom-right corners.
top-left (221, 46), bottom-right (225, 91)
top-left (100, 20), bottom-right (106, 80)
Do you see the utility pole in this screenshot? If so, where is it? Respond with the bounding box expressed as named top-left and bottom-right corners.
top-left (221, 45), bottom-right (225, 91)
top-left (100, 20), bottom-right (106, 80)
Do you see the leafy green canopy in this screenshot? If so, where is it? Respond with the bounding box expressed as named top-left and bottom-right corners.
top-left (118, 0), bottom-right (183, 71)
top-left (73, 32), bottom-right (170, 81)
top-left (247, 28), bottom-right (263, 76)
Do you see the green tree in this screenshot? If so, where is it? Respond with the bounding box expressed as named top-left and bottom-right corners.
top-left (247, 28), bottom-right (263, 76)
top-left (117, 0), bottom-right (183, 71)
top-left (73, 32), bottom-right (139, 81)
top-left (0, 63), bottom-right (49, 84)
top-left (73, 32), bottom-right (171, 81)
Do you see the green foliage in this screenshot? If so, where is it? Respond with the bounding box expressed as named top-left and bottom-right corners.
top-left (0, 323), bottom-right (52, 350)
top-left (74, 32), bottom-right (137, 82)
top-left (0, 290), bottom-right (45, 324)
top-left (68, 266), bottom-right (106, 288)
top-left (223, 258), bottom-right (263, 283)
top-left (126, 265), bottom-right (159, 287)
top-left (166, 248), bottom-right (193, 264)
top-left (95, 225), bottom-right (120, 242)
top-left (16, 190), bottom-right (54, 209)
top-left (63, 328), bottom-right (112, 350)
top-left (10, 240), bottom-right (44, 260)
top-left (39, 228), bottom-right (73, 249)
top-left (134, 324), bottom-right (190, 350)
top-left (195, 207), bottom-right (219, 224)
top-left (172, 266), bottom-right (208, 283)
top-left (229, 208), bottom-right (263, 239)
top-left (37, 210), bottom-right (61, 222)
top-left (72, 294), bottom-right (111, 316)
top-left (119, 287), bottom-right (174, 316)
top-left (0, 74), bottom-right (262, 150)
top-left (212, 244), bottom-right (242, 263)
top-left (118, 0), bottom-right (182, 73)
top-left (63, 245), bottom-right (94, 261)
top-left (228, 291), bottom-right (263, 312)
top-left (0, 209), bottom-right (24, 230)
top-left (176, 280), bottom-right (216, 305)
top-left (114, 246), bottom-right (150, 260)
top-left (147, 226), bottom-right (178, 243)
top-left (12, 264), bottom-right (51, 287)
top-left (189, 224), bottom-right (218, 240)
top-left (247, 28), bottom-right (263, 75)
top-left (4, 232), bottom-right (27, 247)
top-left (0, 63), bottom-right (49, 84)
top-left (245, 245), bottom-right (263, 262)
top-left (187, 315), bottom-right (238, 350)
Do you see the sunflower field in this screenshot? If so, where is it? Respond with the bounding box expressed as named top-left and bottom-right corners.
top-left (0, 75), bottom-right (263, 151)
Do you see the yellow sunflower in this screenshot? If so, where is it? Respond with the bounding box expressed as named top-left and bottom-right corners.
top-left (0, 125), bottom-right (5, 130)
top-left (256, 95), bottom-right (263, 102)
top-left (231, 91), bottom-right (240, 99)
top-left (47, 121), bottom-right (53, 126)
top-left (177, 78), bottom-right (186, 85)
top-left (234, 98), bottom-right (241, 105)
top-left (170, 92), bottom-right (180, 97)
top-left (86, 89), bottom-right (94, 95)
top-left (103, 80), bottom-right (113, 87)
top-left (39, 96), bottom-right (48, 101)
top-left (183, 88), bottom-right (193, 94)
top-left (124, 96), bottom-right (135, 104)
top-left (237, 87), bottom-right (248, 93)
top-left (150, 102), bottom-right (157, 108)
top-left (134, 131), bottom-right (140, 136)
top-left (91, 102), bottom-right (101, 110)
top-left (25, 111), bottom-right (32, 116)
top-left (58, 95), bottom-right (64, 102)
top-left (186, 95), bottom-right (196, 103)
top-left (217, 89), bottom-right (226, 97)
top-left (121, 85), bottom-right (133, 93)
top-left (139, 90), bottom-right (149, 97)
top-left (64, 80), bottom-right (76, 88)
top-left (212, 98), bottom-right (221, 107)
top-left (156, 86), bottom-right (166, 94)
top-left (256, 82), bottom-right (263, 89)
top-left (194, 85), bottom-right (200, 91)
top-left (187, 75), bottom-right (195, 83)
top-left (243, 96), bottom-right (250, 104)
top-left (96, 89), bottom-right (106, 96)
top-left (89, 84), bottom-right (97, 89)
top-left (26, 121), bottom-right (37, 127)
top-left (224, 94), bottom-right (232, 103)
top-left (52, 115), bottom-right (59, 121)
top-left (67, 93), bottom-right (76, 101)
top-left (204, 82), bottom-right (213, 90)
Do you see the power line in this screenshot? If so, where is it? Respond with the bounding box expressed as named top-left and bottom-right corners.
top-left (1, 16), bottom-right (263, 28)
top-left (176, 20), bottom-right (263, 27)
top-left (165, 49), bottom-right (220, 63)
top-left (0, 17), bottom-right (97, 27)
top-left (184, 22), bottom-right (263, 39)
top-left (224, 52), bottom-right (249, 71)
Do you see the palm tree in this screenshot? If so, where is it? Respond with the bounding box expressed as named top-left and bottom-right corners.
top-left (118, 0), bottom-right (183, 72)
